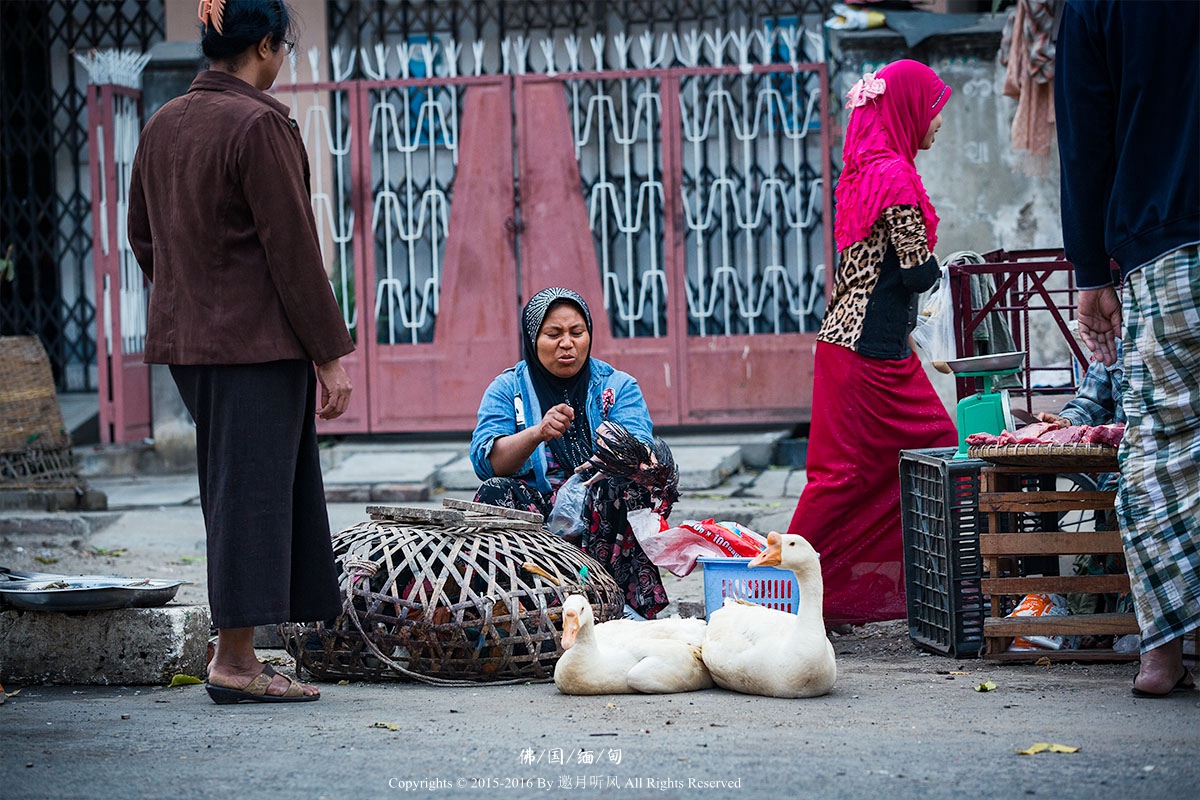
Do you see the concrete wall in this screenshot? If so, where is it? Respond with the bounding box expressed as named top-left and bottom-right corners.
top-left (830, 19), bottom-right (1064, 257)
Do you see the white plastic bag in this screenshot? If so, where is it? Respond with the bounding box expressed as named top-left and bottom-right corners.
top-left (627, 508), bottom-right (717, 577)
top-left (547, 473), bottom-right (589, 540)
top-left (912, 266), bottom-right (956, 371)
top-left (825, 3), bottom-right (884, 31)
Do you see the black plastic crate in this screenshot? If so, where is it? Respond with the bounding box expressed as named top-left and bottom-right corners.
top-left (900, 447), bottom-right (987, 657)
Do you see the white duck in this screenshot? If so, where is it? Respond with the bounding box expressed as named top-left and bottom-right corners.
top-left (553, 594), bottom-right (713, 695)
top-left (701, 531), bottom-right (837, 698)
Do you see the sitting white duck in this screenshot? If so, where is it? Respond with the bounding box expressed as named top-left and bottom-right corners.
top-left (553, 594), bottom-right (713, 695)
top-left (701, 531), bottom-right (836, 698)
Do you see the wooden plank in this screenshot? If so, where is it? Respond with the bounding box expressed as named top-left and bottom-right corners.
top-left (442, 497), bottom-right (545, 524)
top-left (983, 649), bottom-right (1139, 663)
top-left (978, 490), bottom-right (1114, 513)
top-left (981, 574), bottom-right (1130, 595)
top-left (983, 613), bottom-right (1139, 636)
top-left (978, 531), bottom-right (1124, 555)
top-left (367, 506), bottom-right (465, 524)
top-left (983, 465), bottom-right (1111, 476)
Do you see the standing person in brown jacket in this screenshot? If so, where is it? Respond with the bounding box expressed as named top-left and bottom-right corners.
top-left (127, 0), bottom-right (353, 703)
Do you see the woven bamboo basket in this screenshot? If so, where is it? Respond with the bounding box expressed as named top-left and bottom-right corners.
top-left (282, 499), bottom-right (625, 685)
top-left (968, 442), bottom-right (1118, 470)
top-left (0, 336), bottom-right (80, 489)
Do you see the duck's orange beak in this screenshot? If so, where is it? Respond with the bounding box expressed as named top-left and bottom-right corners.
top-left (560, 609), bottom-right (579, 649)
top-left (748, 531), bottom-right (782, 568)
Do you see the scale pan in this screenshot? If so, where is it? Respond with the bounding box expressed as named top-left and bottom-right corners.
top-left (945, 351), bottom-right (1026, 373)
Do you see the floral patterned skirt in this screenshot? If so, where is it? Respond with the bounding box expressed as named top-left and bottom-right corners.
top-left (474, 476), bottom-right (669, 618)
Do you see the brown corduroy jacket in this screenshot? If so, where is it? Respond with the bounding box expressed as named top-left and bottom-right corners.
top-left (127, 70), bottom-right (353, 367)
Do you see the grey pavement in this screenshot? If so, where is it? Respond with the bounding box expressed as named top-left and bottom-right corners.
top-left (79, 428), bottom-right (806, 542)
top-left (2, 433), bottom-right (1198, 800)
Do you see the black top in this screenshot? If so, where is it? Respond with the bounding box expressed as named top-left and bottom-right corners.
top-left (818, 205), bottom-right (941, 360)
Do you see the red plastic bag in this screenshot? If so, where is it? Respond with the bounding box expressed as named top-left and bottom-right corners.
top-left (679, 519), bottom-right (763, 557)
top-left (627, 511), bottom-right (764, 577)
top-left (718, 520), bottom-right (769, 551)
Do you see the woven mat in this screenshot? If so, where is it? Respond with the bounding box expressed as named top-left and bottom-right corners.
top-left (968, 442), bottom-right (1118, 470)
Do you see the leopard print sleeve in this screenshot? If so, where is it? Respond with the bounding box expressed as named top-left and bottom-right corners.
top-left (817, 207), bottom-right (940, 354)
top-left (884, 205), bottom-right (940, 294)
top-left (883, 205), bottom-right (932, 269)
top-left (815, 220), bottom-right (888, 349)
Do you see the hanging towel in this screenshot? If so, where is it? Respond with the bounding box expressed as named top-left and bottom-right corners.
top-left (1000, 0), bottom-right (1059, 174)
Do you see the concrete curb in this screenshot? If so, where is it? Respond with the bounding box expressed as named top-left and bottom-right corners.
top-left (0, 604), bottom-right (211, 685)
top-left (0, 514), bottom-right (91, 550)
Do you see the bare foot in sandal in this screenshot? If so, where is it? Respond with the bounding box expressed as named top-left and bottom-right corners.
top-left (1132, 637), bottom-right (1195, 697)
top-left (206, 663), bottom-right (318, 704)
top-left (205, 627), bottom-right (321, 703)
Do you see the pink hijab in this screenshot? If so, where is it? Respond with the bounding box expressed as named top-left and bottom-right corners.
top-left (833, 59), bottom-right (952, 252)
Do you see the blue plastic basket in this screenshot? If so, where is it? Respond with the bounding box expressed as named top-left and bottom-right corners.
top-left (697, 557), bottom-right (800, 620)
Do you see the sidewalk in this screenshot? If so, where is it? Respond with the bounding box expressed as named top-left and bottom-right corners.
top-left (76, 428), bottom-right (804, 512)
top-left (70, 428), bottom-right (807, 547)
top-left (3, 430), bottom-right (807, 619)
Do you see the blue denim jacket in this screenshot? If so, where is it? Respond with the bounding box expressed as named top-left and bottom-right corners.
top-left (470, 358), bottom-right (654, 493)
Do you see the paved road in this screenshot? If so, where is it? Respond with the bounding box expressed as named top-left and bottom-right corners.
top-left (3, 634), bottom-right (1197, 800)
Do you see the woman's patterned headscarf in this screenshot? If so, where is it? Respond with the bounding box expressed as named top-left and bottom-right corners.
top-left (521, 287), bottom-right (594, 473)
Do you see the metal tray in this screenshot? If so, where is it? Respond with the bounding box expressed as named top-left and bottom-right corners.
top-left (1, 567), bottom-right (142, 583)
top-left (0, 577), bottom-right (188, 611)
top-left (945, 351), bottom-right (1026, 374)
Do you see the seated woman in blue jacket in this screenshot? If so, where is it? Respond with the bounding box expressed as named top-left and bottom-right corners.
top-left (470, 287), bottom-right (668, 619)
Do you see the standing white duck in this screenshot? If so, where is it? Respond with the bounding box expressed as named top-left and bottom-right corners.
top-left (701, 531), bottom-right (836, 698)
top-left (553, 594), bottom-right (713, 695)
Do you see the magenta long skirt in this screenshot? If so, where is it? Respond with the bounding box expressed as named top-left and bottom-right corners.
top-left (787, 342), bottom-right (958, 625)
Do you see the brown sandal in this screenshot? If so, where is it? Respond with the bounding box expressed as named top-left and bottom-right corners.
top-left (205, 664), bottom-right (319, 704)
top-left (1131, 670), bottom-right (1196, 698)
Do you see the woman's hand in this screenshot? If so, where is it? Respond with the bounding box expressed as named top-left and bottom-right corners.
top-left (487, 402), bottom-right (575, 477)
top-left (316, 357), bottom-right (353, 420)
top-left (536, 403), bottom-right (574, 442)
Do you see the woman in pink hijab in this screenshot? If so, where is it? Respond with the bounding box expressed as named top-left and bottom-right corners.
top-left (786, 60), bottom-right (958, 626)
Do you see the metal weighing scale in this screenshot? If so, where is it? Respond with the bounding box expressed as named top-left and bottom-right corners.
top-left (946, 351), bottom-right (1026, 460)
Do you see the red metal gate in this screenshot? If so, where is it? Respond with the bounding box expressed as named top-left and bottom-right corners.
top-left (351, 74), bottom-right (520, 432)
top-left (515, 64), bottom-right (833, 426)
top-left (95, 36), bottom-right (834, 440)
top-left (89, 81), bottom-right (151, 443)
top-left (297, 61), bottom-right (834, 433)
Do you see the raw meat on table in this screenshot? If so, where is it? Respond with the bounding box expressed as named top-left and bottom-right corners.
top-left (967, 422), bottom-right (1124, 448)
top-left (1082, 423), bottom-right (1125, 447)
top-left (1039, 425), bottom-right (1089, 444)
top-left (997, 422), bottom-right (1056, 445)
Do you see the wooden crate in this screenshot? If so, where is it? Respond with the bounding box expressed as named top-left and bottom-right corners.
top-left (978, 464), bottom-right (1138, 662)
